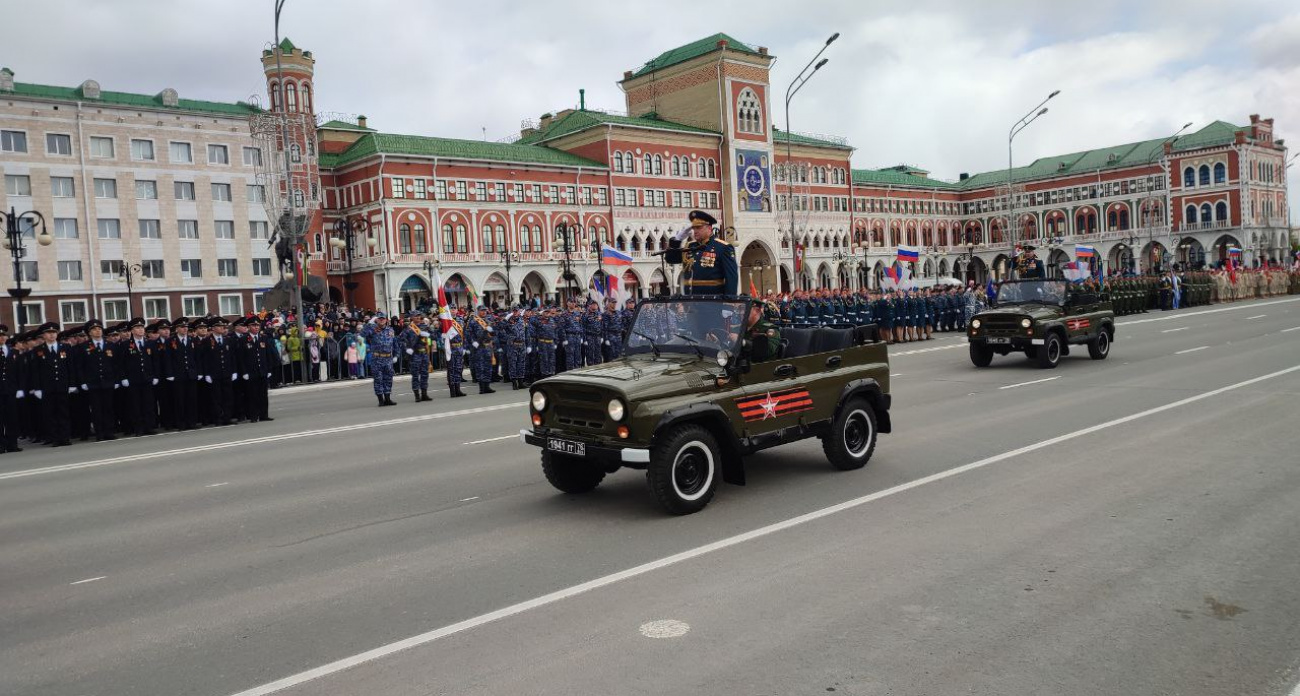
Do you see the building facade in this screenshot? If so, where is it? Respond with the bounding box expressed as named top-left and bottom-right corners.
top-left (2, 33), bottom-right (1291, 326)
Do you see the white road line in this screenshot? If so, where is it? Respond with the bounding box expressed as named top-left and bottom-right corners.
top-left (69, 576), bottom-right (105, 586)
top-left (1247, 314), bottom-right (1267, 320)
top-left (463, 435), bottom-right (517, 445)
top-left (205, 482), bottom-right (230, 488)
top-left (1176, 346), bottom-right (1209, 355)
top-left (1117, 297), bottom-right (1300, 326)
top-left (890, 373), bottom-right (904, 377)
top-left (0, 403), bottom-right (527, 483)
top-left (222, 362), bottom-right (1300, 696)
top-left (1161, 327), bottom-right (1189, 333)
top-left (893, 343), bottom-right (965, 356)
top-left (1282, 327), bottom-right (1300, 333)
top-left (999, 376), bottom-right (1061, 390)
top-left (459, 497), bottom-right (480, 503)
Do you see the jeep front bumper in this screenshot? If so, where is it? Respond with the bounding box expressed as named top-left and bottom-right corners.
top-left (970, 336), bottom-right (1046, 348)
top-left (519, 429), bottom-right (651, 465)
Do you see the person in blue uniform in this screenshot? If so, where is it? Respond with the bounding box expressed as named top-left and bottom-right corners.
top-left (534, 309), bottom-right (559, 379)
top-left (562, 301), bottom-right (584, 371)
top-left (1015, 245), bottom-right (1045, 279)
top-left (505, 308), bottom-right (530, 390)
top-left (581, 299), bottom-right (604, 366)
top-left (362, 312), bottom-right (398, 406)
top-left (602, 297), bottom-right (625, 361)
top-left (465, 305), bottom-right (497, 394)
top-left (621, 299), bottom-right (637, 339)
top-left (401, 314), bottom-right (433, 402)
top-left (666, 210), bottom-right (739, 296)
top-left (791, 291), bottom-right (808, 325)
top-left (445, 315), bottom-right (467, 398)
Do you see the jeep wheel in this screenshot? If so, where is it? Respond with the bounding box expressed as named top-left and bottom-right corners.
top-left (541, 450), bottom-right (605, 494)
top-left (647, 424), bottom-right (719, 515)
top-left (970, 343), bottom-right (994, 367)
top-left (822, 398), bottom-right (877, 471)
top-left (1087, 328), bottom-right (1111, 360)
top-left (1036, 332), bottom-right (1062, 369)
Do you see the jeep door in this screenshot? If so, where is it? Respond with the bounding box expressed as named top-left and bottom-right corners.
top-left (734, 338), bottom-right (839, 438)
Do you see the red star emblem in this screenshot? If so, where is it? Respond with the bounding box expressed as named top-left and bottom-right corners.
top-left (759, 393), bottom-right (780, 420)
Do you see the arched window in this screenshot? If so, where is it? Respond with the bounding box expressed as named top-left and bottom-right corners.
top-left (442, 224), bottom-right (454, 253)
top-left (1213, 162), bottom-right (1226, 184)
top-left (707, 159), bottom-right (716, 179)
top-left (495, 225), bottom-right (505, 254)
top-left (613, 151), bottom-right (624, 173)
top-left (531, 225), bottom-right (543, 252)
top-left (736, 88), bottom-right (762, 134)
top-left (1118, 208), bottom-right (1129, 230)
top-left (482, 224), bottom-right (494, 253)
top-left (268, 80), bottom-right (281, 111)
top-left (454, 224), bottom-right (467, 253)
top-left (697, 158), bottom-right (707, 178)
top-left (1215, 201), bottom-right (1228, 223)
top-left (623, 152), bottom-right (634, 173)
top-left (644, 153), bottom-right (653, 174)
top-left (1183, 167), bottom-right (1195, 187)
top-left (671, 156), bottom-right (681, 177)
top-left (414, 224), bottom-right (426, 253)
top-left (652, 155), bottom-right (663, 175)
top-left (616, 235), bottom-right (627, 251)
top-left (285, 82), bottom-right (298, 112)
top-left (1200, 203), bottom-right (1212, 222)
top-left (1198, 165), bottom-right (1210, 186)
top-left (1185, 205), bottom-right (1197, 225)
top-left (301, 83), bottom-right (312, 113)
top-left (399, 223), bottom-right (412, 254)
top-left (290, 143), bottom-right (301, 163)
top-left (519, 225), bottom-right (531, 252)
top-left (1107, 210), bottom-right (1118, 230)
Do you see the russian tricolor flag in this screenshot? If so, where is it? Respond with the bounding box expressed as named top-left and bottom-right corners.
top-left (601, 244), bottom-right (633, 266)
top-left (1075, 244), bottom-right (1097, 259)
top-left (896, 245), bottom-right (920, 263)
top-left (1228, 246), bottom-right (1242, 257)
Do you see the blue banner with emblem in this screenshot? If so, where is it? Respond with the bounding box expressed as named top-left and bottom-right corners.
top-left (734, 148), bottom-right (771, 213)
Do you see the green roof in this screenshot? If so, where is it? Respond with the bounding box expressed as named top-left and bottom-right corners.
top-left (773, 127), bottom-right (851, 150)
top-left (278, 37), bottom-right (296, 53)
top-left (518, 109), bottom-right (719, 145)
top-left (2, 81), bottom-right (259, 116)
top-left (327, 132), bottom-right (608, 169)
top-left (629, 33), bottom-right (765, 79)
top-left (318, 119), bottom-right (375, 132)
top-left (852, 168), bottom-right (959, 190)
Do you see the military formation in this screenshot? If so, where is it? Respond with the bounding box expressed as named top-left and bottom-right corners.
top-left (769, 285), bottom-right (981, 343)
top-left (0, 315), bottom-right (277, 452)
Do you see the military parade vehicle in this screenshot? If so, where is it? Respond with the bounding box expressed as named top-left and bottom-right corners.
top-left (967, 278), bottom-right (1116, 368)
top-left (519, 296), bottom-right (893, 515)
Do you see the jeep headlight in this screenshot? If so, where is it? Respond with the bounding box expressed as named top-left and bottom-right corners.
top-left (607, 398), bottom-right (626, 422)
top-left (716, 349), bottom-right (732, 368)
top-left (971, 319), bottom-right (981, 330)
top-left (1020, 318), bottom-right (1032, 328)
top-left (531, 390), bottom-right (547, 411)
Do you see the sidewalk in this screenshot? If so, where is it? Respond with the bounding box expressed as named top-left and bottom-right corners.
top-left (270, 369), bottom-right (452, 396)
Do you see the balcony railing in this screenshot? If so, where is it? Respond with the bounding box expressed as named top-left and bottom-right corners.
top-left (1179, 220), bottom-right (1231, 232)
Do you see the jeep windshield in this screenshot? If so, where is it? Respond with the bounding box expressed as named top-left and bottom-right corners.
top-left (994, 279), bottom-right (1067, 307)
top-left (625, 299), bottom-right (747, 359)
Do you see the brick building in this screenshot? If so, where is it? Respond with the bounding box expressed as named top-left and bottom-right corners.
top-left (2, 32), bottom-right (1291, 326)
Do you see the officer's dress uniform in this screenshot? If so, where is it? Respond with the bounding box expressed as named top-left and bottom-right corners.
top-left (120, 327), bottom-right (158, 436)
top-left (31, 328), bottom-right (74, 446)
top-left (201, 327), bottom-right (237, 424)
top-left (400, 325), bottom-right (432, 402)
top-left (535, 316), bottom-right (558, 378)
top-left (149, 327), bottom-right (174, 429)
top-left (76, 329), bottom-right (119, 440)
top-left (666, 212), bottom-right (739, 296)
top-left (581, 308), bottom-right (604, 366)
top-left (168, 326), bottom-right (201, 430)
top-left (465, 313), bottom-right (498, 394)
top-left (238, 329), bottom-right (277, 420)
top-left (362, 321), bottom-right (398, 405)
top-left (0, 335), bottom-right (20, 452)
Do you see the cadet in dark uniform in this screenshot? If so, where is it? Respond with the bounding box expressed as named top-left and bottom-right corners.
top-left (0, 325), bottom-right (19, 452)
top-left (239, 319), bottom-right (277, 420)
top-left (401, 315), bottom-right (433, 402)
top-left (581, 299), bottom-right (603, 366)
top-left (76, 319), bottom-right (119, 441)
top-left (119, 318), bottom-right (158, 436)
top-left (167, 317), bottom-right (201, 430)
top-left (666, 210), bottom-right (739, 296)
top-left (602, 297), bottom-right (625, 361)
top-left (534, 310), bottom-right (559, 380)
top-left (30, 322), bottom-right (74, 446)
top-left (202, 316), bottom-right (237, 425)
top-left (465, 305), bottom-right (497, 394)
top-left (445, 314), bottom-right (467, 398)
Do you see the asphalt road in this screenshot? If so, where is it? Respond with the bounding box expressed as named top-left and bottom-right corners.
top-left (2, 296), bottom-right (1299, 696)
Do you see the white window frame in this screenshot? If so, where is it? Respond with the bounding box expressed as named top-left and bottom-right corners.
top-left (53, 218), bottom-right (79, 239)
top-left (211, 183), bottom-right (232, 202)
top-left (207, 143), bottom-right (230, 166)
top-left (1, 129), bottom-right (28, 153)
top-left (180, 259), bottom-right (203, 279)
top-left (182, 295), bottom-right (208, 317)
top-left (218, 293), bottom-right (243, 316)
top-left (135, 179), bottom-right (158, 200)
top-left (214, 220), bottom-right (235, 239)
top-left (249, 220), bottom-right (269, 240)
top-left (100, 259), bottom-right (125, 281)
top-left (141, 259), bottom-right (165, 279)
top-left (50, 176), bottom-right (75, 197)
top-left (251, 257), bottom-right (272, 276)
top-left (242, 146), bottom-right (263, 167)
top-left (130, 138), bottom-right (155, 162)
top-left (177, 219), bottom-right (199, 239)
top-left (217, 258), bottom-right (238, 277)
top-left (93, 177), bottom-right (118, 199)
top-left (13, 300), bottom-right (45, 327)
top-left (45, 132), bottom-right (73, 157)
top-left (247, 184), bottom-right (265, 203)
top-left (101, 298), bottom-right (129, 322)
top-left (59, 299), bottom-right (88, 327)
top-left (4, 174), bottom-right (31, 197)
top-left (169, 141), bottom-right (193, 163)
top-left (142, 296), bottom-right (170, 320)
top-left (57, 260), bottom-right (83, 281)
top-left (89, 135), bottom-right (115, 159)
top-left (97, 219), bottom-right (121, 239)
top-left (174, 180), bottom-right (196, 201)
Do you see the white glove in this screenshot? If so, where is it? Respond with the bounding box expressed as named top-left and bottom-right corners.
top-left (242, 374), bottom-right (250, 380)
top-left (167, 376), bottom-right (175, 382)
top-left (486, 327), bottom-right (494, 334)
top-left (152, 378), bottom-right (159, 386)
top-left (121, 379), bottom-right (130, 387)
top-left (580, 340), bottom-right (586, 346)
top-left (69, 386), bottom-right (78, 394)
top-left (391, 357), bottom-right (398, 365)
top-left (15, 390), bottom-right (23, 399)
top-left (230, 373), bottom-right (238, 381)
top-left (33, 390), bottom-right (43, 400)
top-left (603, 339), bottom-right (609, 345)
top-left (205, 376), bottom-right (213, 384)
top-left (562, 340), bottom-right (568, 346)
top-left (266, 372), bottom-right (272, 379)
top-left (405, 348), bottom-right (414, 355)
top-left (526, 347), bottom-right (533, 354)
top-left (472, 341), bottom-right (480, 348)
top-left (81, 384), bottom-right (89, 391)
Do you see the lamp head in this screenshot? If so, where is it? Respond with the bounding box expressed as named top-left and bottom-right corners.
top-left (814, 58), bottom-right (829, 71)
top-left (826, 32), bottom-right (840, 45)
top-left (1037, 107), bottom-right (1049, 117)
top-left (1048, 90), bottom-right (1061, 99)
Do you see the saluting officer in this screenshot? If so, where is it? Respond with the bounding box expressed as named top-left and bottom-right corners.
top-left (666, 210), bottom-right (739, 296)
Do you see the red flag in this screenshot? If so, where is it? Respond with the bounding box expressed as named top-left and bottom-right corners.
top-left (794, 244), bottom-right (805, 274)
top-left (749, 276), bottom-right (759, 297)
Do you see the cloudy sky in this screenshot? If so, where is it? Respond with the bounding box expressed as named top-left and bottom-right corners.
top-left (9, 0), bottom-right (1298, 213)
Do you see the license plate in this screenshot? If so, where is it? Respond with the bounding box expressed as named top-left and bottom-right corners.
top-left (987, 337), bottom-right (1010, 344)
top-left (547, 438), bottom-right (586, 456)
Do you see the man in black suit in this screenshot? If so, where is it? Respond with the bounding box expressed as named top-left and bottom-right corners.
top-left (30, 322), bottom-right (74, 447)
top-left (76, 319), bottom-right (119, 441)
top-left (167, 317), bottom-right (201, 430)
top-left (118, 317), bottom-right (158, 436)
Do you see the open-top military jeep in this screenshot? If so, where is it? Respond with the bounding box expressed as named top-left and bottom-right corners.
top-left (967, 279), bottom-right (1116, 369)
top-left (519, 296), bottom-right (893, 515)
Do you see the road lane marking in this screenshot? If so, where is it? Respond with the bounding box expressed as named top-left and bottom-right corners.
top-left (1176, 346), bottom-right (1209, 355)
top-left (1247, 314), bottom-right (1267, 320)
top-left (1117, 297), bottom-right (1300, 326)
top-left (999, 376), bottom-right (1061, 390)
top-left (69, 576), bottom-right (105, 585)
top-left (459, 497), bottom-right (480, 503)
top-left (221, 362), bottom-right (1300, 696)
top-left (1283, 327), bottom-right (1300, 333)
top-left (463, 435), bottom-right (517, 445)
top-left (893, 343), bottom-right (965, 356)
top-left (205, 482), bottom-right (230, 488)
top-left (1161, 327), bottom-right (1189, 333)
top-left (0, 403), bottom-right (527, 483)
top-left (890, 373), bottom-right (904, 377)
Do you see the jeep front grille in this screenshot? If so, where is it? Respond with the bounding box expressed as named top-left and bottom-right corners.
top-left (555, 405), bottom-right (605, 430)
top-left (981, 315), bottom-right (1023, 337)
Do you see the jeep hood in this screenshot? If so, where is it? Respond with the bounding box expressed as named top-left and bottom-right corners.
top-left (534, 355), bottom-right (721, 401)
top-left (984, 305), bottom-right (1061, 321)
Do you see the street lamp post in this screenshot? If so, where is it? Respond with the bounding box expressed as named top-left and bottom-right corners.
top-left (117, 262), bottom-right (144, 318)
top-left (499, 244), bottom-right (519, 306)
top-left (329, 216), bottom-right (375, 309)
top-left (744, 258), bottom-right (771, 295)
top-left (1, 206), bottom-right (52, 332)
top-left (784, 32), bottom-right (838, 272)
top-left (553, 222), bottom-right (583, 303)
top-left (1007, 90), bottom-right (1060, 252)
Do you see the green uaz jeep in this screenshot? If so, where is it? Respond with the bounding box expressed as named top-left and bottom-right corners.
top-left (519, 296), bottom-right (893, 515)
top-left (968, 279), bottom-right (1116, 368)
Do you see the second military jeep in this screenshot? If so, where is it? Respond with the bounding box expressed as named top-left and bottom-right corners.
top-left (519, 296), bottom-right (893, 515)
top-left (967, 279), bottom-right (1116, 369)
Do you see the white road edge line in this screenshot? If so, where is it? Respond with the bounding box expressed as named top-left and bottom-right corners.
top-left (1161, 327), bottom-right (1189, 333)
top-left (223, 362), bottom-right (1300, 696)
top-left (459, 497), bottom-right (480, 503)
top-left (463, 435), bottom-right (518, 445)
top-left (1247, 314), bottom-right (1267, 320)
top-left (205, 482), bottom-right (229, 488)
top-left (0, 403), bottom-right (527, 483)
top-left (1116, 296), bottom-right (1300, 326)
top-left (999, 376), bottom-right (1061, 390)
top-left (69, 576), bottom-right (105, 585)
top-left (1282, 327), bottom-right (1300, 333)
top-left (1176, 346), bottom-right (1209, 355)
